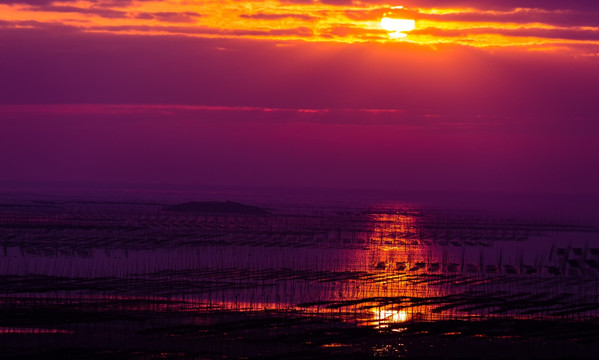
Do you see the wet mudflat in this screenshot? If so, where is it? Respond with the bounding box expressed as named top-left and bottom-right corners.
top-left (1, 200), bottom-right (599, 359)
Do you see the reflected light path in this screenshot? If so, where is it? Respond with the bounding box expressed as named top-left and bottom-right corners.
top-left (371, 308), bottom-right (410, 329)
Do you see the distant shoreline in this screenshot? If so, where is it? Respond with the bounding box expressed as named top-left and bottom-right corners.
top-left (164, 201), bottom-right (269, 215)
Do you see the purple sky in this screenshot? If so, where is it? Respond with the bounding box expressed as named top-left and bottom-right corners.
top-left (1, 15), bottom-right (599, 196)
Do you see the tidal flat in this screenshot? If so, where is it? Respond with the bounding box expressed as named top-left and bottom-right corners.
top-left (1, 198), bottom-right (598, 359)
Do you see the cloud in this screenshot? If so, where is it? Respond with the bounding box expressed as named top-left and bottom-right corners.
top-left (0, 0), bottom-right (148, 4)
top-left (240, 13), bottom-right (315, 21)
top-left (423, 9), bottom-right (599, 28)
top-left (2, 0), bottom-right (599, 46)
top-left (134, 11), bottom-right (202, 23)
top-left (413, 27), bottom-right (599, 42)
top-left (321, 25), bottom-right (387, 39)
top-left (22, 5), bottom-right (202, 22)
top-left (0, 19), bottom-right (78, 31)
top-left (316, 0), bottom-right (599, 12)
top-left (82, 24), bottom-right (315, 37)
top-left (346, 7), bottom-right (599, 28)
top-left (0, 0), bottom-right (61, 4)
top-left (27, 4), bottom-right (128, 19)
top-left (0, 104), bottom-right (416, 126)
top-left (0, 19), bottom-right (313, 37)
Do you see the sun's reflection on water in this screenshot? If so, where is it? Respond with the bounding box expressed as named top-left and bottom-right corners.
top-left (333, 209), bottom-right (449, 326)
top-left (370, 307), bottom-right (409, 329)
top-left (369, 212), bottom-right (416, 244)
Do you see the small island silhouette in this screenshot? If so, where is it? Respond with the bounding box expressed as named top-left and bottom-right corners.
top-left (164, 201), bottom-right (269, 215)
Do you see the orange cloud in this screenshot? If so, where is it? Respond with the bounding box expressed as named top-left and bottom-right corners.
top-left (0, 0), bottom-right (599, 52)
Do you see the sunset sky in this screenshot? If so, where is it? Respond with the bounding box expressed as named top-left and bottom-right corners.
top-left (1, 0), bottom-right (599, 195)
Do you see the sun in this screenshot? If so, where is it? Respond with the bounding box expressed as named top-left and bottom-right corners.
top-left (380, 17), bottom-right (416, 38)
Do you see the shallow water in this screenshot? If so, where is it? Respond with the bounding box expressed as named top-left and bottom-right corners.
top-left (1, 197), bottom-right (598, 359)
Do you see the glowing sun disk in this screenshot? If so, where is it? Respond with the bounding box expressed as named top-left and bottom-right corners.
top-left (380, 17), bottom-right (416, 38)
